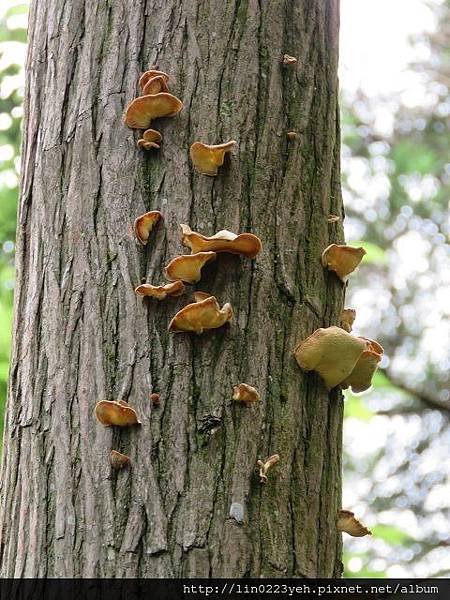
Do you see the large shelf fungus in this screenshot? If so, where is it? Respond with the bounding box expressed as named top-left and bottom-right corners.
top-left (232, 383), bottom-right (261, 405)
top-left (137, 129), bottom-right (162, 151)
top-left (321, 244), bottom-right (366, 282)
top-left (164, 251), bottom-right (216, 284)
top-left (124, 93), bottom-right (183, 129)
top-left (257, 454), bottom-right (280, 484)
top-left (293, 326), bottom-right (383, 391)
top-left (180, 224), bottom-right (262, 259)
top-left (134, 210), bottom-right (162, 245)
top-left (135, 280), bottom-right (185, 300)
top-left (190, 140), bottom-right (237, 176)
top-left (168, 295), bottom-right (233, 334)
top-left (95, 400), bottom-right (141, 427)
top-left (337, 510), bottom-right (372, 537)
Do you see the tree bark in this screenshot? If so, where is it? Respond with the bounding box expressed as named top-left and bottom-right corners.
top-left (0, 0), bottom-right (344, 578)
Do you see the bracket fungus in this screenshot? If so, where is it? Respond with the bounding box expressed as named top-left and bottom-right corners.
top-left (95, 400), bottom-right (141, 427)
top-left (282, 54), bottom-right (298, 66)
top-left (321, 244), bottom-right (366, 282)
top-left (190, 140), bottom-right (237, 176)
top-left (340, 308), bottom-right (356, 333)
top-left (110, 450), bottom-right (131, 470)
top-left (164, 251), bottom-right (216, 284)
top-left (135, 280), bottom-right (185, 300)
top-left (232, 383), bottom-right (261, 405)
top-left (294, 326), bottom-right (383, 391)
top-left (169, 295), bottom-right (233, 334)
top-left (257, 454), bottom-right (280, 484)
top-left (124, 93), bottom-right (183, 129)
top-left (139, 69), bottom-right (170, 93)
top-left (192, 291), bottom-right (213, 303)
top-left (150, 393), bottom-right (161, 405)
top-left (337, 510), bottom-right (372, 537)
top-left (341, 338), bottom-right (384, 394)
top-left (293, 326), bottom-right (368, 389)
top-left (137, 129), bottom-right (162, 151)
top-left (134, 210), bottom-right (162, 245)
top-left (180, 224), bottom-right (262, 259)
top-left (287, 131), bottom-right (298, 140)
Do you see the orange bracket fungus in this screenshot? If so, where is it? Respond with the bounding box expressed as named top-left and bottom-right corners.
top-left (340, 308), bottom-right (356, 333)
top-left (110, 450), bottom-right (131, 470)
top-left (341, 338), bottom-right (384, 394)
top-left (293, 326), bottom-right (368, 389)
top-left (164, 251), bottom-right (216, 284)
top-left (232, 383), bottom-right (261, 405)
top-left (189, 140), bottom-right (237, 176)
top-left (287, 131), bottom-right (298, 140)
top-left (133, 210), bottom-right (162, 245)
top-left (135, 280), bottom-right (186, 300)
top-left (137, 129), bottom-right (162, 151)
top-left (180, 224), bottom-right (262, 259)
top-left (150, 393), bottom-right (161, 406)
top-left (139, 70), bottom-right (170, 93)
top-left (337, 510), bottom-right (372, 537)
top-left (169, 295), bottom-right (233, 334)
top-left (294, 326), bottom-right (383, 391)
top-left (282, 54), bottom-right (298, 66)
top-left (124, 93), bottom-right (183, 129)
top-left (321, 244), bottom-right (366, 282)
top-left (257, 454), bottom-right (280, 484)
top-left (95, 400), bottom-right (141, 427)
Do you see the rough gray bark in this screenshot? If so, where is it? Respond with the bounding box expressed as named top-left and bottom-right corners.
top-left (0, 0), bottom-right (344, 578)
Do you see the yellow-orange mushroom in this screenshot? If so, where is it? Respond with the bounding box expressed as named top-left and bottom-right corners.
top-left (164, 251), bottom-right (216, 284)
top-left (321, 244), bottom-right (366, 282)
top-left (340, 308), bottom-right (356, 333)
top-left (139, 70), bottom-right (170, 92)
top-left (133, 210), bottom-right (162, 245)
top-left (189, 140), bottom-right (237, 176)
top-left (168, 295), bottom-right (233, 334)
top-left (232, 383), bottom-right (261, 405)
top-left (137, 129), bottom-right (162, 151)
top-left (257, 454), bottom-right (280, 484)
top-left (124, 93), bottom-right (183, 129)
top-left (180, 224), bottom-right (262, 259)
top-left (337, 510), bottom-right (372, 537)
top-left (95, 400), bottom-right (141, 427)
top-left (135, 280), bottom-right (185, 300)
top-left (341, 338), bottom-right (384, 393)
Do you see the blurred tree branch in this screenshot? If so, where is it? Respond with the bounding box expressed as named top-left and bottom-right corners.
top-left (383, 369), bottom-right (450, 415)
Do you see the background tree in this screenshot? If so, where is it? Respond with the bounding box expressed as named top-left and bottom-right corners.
top-left (0, 0), bottom-right (344, 577)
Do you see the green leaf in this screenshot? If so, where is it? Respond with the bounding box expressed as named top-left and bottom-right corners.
top-left (348, 240), bottom-right (387, 265)
top-left (371, 524), bottom-right (413, 546)
top-left (344, 392), bottom-right (374, 420)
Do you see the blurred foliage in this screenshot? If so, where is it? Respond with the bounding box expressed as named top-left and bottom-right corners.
top-left (0, 0), bottom-right (27, 435)
top-left (341, 0), bottom-right (450, 579)
top-left (0, 0), bottom-right (449, 580)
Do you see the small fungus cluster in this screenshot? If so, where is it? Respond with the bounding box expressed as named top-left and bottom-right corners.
top-left (95, 60), bottom-right (381, 543)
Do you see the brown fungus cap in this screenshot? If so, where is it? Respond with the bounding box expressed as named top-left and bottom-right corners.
top-left (321, 244), bottom-right (366, 282)
top-left (340, 308), bottom-right (356, 333)
top-left (180, 224), bottom-right (262, 259)
top-left (341, 338), bottom-right (384, 394)
top-left (95, 400), bottom-right (141, 427)
top-left (293, 326), bottom-right (368, 389)
top-left (133, 210), bottom-right (162, 245)
top-left (192, 291), bottom-right (213, 303)
top-left (257, 454), bottom-right (280, 484)
top-left (142, 74), bottom-right (169, 96)
top-left (190, 140), bottom-right (237, 176)
top-left (168, 295), bottom-right (233, 334)
top-left (135, 280), bottom-right (186, 300)
top-left (232, 383), bottom-right (261, 404)
top-left (282, 54), bottom-right (298, 65)
top-left (110, 450), bottom-right (131, 470)
top-left (164, 251), bottom-right (216, 284)
top-left (139, 70), bottom-right (170, 92)
top-left (137, 129), bottom-right (162, 151)
top-left (124, 93), bottom-right (183, 129)
top-left (337, 510), bottom-right (372, 537)
top-left (150, 393), bottom-right (161, 405)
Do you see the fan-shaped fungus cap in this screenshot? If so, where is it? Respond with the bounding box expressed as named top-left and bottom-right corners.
top-left (110, 450), bottom-right (131, 470)
top-left (341, 338), bottom-right (384, 393)
top-left (257, 454), bottom-right (280, 484)
top-left (282, 54), bottom-right (298, 65)
top-left (190, 140), bottom-right (237, 176)
top-left (139, 70), bottom-right (170, 92)
top-left (141, 73), bottom-right (170, 96)
top-left (168, 295), bottom-right (233, 334)
top-left (340, 308), bottom-right (356, 333)
top-left (135, 280), bottom-right (185, 300)
top-left (321, 244), bottom-right (366, 282)
top-left (337, 510), bottom-right (372, 537)
top-left (180, 224), bottom-right (262, 259)
top-left (95, 400), bottom-right (141, 426)
top-left (232, 383), bottom-right (261, 405)
top-left (133, 210), bottom-right (162, 245)
top-left (293, 326), bottom-right (368, 389)
top-left (137, 129), bottom-right (162, 151)
top-left (164, 251), bottom-right (216, 284)
top-left (124, 93), bottom-right (183, 129)
top-left (287, 131), bottom-right (298, 140)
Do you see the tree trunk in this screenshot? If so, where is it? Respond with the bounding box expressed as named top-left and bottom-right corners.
top-left (0, 0), bottom-right (344, 578)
